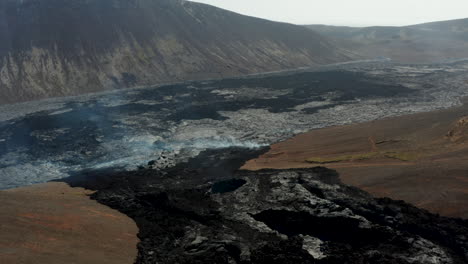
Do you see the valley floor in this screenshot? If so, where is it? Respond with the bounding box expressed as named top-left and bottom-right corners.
top-left (1, 61), bottom-right (468, 263)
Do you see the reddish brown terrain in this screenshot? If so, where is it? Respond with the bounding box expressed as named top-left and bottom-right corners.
top-left (0, 182), bottom-right (139, 264)
top-left (243, 98), bottom-right (468, 219)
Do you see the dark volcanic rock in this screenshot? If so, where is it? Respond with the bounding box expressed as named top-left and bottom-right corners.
top-left (62, 147), bottom-right (468, 263)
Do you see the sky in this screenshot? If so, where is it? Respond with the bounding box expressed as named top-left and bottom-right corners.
top-left (190, 0), bottom-right (468, 27)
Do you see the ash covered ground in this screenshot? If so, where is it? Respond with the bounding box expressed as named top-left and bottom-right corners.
top-left (1, 61), bottom-right (468, 189)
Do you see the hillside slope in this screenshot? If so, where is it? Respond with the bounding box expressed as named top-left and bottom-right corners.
top-left (0, 0), bottom-right (351, 104)
top-left (244, 98), bottom-right (468, 219)
top-left (307, 18), bottom-right (468, 63)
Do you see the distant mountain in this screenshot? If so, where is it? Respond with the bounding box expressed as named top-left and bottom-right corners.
top-left (410, 18), bottom-right (468, 32)
top-left (0, 0), bottom-right (352, 104)
top-left (306, 18), bottom-right (468, 63)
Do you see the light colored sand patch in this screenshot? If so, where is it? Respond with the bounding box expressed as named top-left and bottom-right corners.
top-left (48, 108), bottom-right (73, 116)
top-left (0, 182), bottom-right (139, 264)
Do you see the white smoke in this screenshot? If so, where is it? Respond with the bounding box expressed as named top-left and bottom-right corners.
top-left (167, 136), bottom-right (267, 150)
top-left (88, 134), bottom-right (266, 170)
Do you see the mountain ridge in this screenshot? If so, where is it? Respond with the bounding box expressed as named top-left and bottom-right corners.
top-left (306, 17), bottom-right (468, 63)
top-left (0, 0), bottom-right (352, 104)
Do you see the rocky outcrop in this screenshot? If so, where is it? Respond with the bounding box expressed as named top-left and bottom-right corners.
top-left (447, 116), bottom-right (468, 142)
top-left (62, 147), bottom-right (468, 264)
top-left (0, 0), bottom-right (352, 104)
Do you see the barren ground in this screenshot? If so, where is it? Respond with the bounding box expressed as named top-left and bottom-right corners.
top-left (0, 182), bottom-right (139, 264)
top-left (2, 62), bottom-right (468, 263)
top-left (244, 98), bottom-right (468, 218)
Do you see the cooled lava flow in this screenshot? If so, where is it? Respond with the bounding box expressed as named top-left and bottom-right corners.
top-left (60, 147), bottom-right (468, 264)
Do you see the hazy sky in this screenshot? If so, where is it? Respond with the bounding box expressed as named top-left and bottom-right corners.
top-left (190, 0), bottom-right (468, 27)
